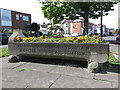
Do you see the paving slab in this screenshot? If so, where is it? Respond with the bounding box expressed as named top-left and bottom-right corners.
top-left (2, 69), bottom-right (29, 88)
top-left (13, 62), bottom-right (57, 73)
top-left (2, 69), bottom-right (60, 88)
top-left (50, 75), bottom-right (112, 88)
top-left (94, 72), bottom-right (118, 82)
top-left (1, 57), bottom-right (27, 69)
top-left (50, 65), bottom-right (94, 79)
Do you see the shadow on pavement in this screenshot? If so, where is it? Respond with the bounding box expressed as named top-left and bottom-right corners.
top-left (100, 62), bottom-right (120, 74)
top-left (16, 57), bottom-right (120, 74)
top-left (20, 57), bottom-right (88, 68)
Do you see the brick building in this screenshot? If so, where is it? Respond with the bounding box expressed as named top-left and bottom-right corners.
top-left (61, 18), bottom-right (109, 36)
top-left (0, 8), bottom-right (31, 32)
top-left (72, 19), bottom-right (84, 35)
top-left (11, 10), bottom-right (31, 30)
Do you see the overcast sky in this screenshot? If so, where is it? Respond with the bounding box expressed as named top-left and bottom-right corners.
top-left (0, 0), bottom-right (118, 29)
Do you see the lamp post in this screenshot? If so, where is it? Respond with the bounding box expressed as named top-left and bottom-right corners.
top-left (100, 0), bottom-right (103, 37)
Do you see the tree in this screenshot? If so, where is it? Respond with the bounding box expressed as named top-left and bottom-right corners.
top-left (41, 1), bottom-right (118, 35)
top-left (28, 23), bottom-right (40, 37)
top-left (48, 25), bottom-right (63, 34)
top-left (116, 29), bottom-right (120, 34)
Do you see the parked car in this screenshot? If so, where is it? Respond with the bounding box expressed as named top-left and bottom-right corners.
top-left (116, 34), bottom-right (120, 44)
top-left (0, 33), bottom-right (10, 45)
top-left (63, 34), bottom-right (71, 37)
top-left (71, 33), bottom-right (83, 37)
top-left (113, 33), bottom-right (118, 36)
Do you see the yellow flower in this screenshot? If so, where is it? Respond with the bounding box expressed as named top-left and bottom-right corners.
top-left (69, 37), bottom-right (73, 39)
top-left (66, 37), bottom-right (69, 40)
top-left (29, 37), bottom-right (35, 40)
top-left (23, 37), bottom-right (28, 41)
top-left (82, 41), bottom-right (85, 43)
top-left (78, 36), bottom-right (84, 40)
top-left (77, 37), bottom-right (81, 39)
top-left (16, 36), bottom-right (21, 41)
top-left (66, 37), bottom-right (73, 41)
top-left (40, 36), bottom-right (44, 39)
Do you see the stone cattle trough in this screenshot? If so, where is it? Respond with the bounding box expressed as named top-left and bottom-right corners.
top-left (8, 29), bottom-right (109, 72)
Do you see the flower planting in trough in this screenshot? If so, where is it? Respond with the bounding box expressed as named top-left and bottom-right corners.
top-left (8, 29), bottom-right (109, 73)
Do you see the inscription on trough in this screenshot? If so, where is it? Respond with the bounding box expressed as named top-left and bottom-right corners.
top-left (8, 42), bottom-right (109, 64)
top-left (17, 43), bottom-right (90, 57)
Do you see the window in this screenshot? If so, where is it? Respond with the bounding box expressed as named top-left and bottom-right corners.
top-left (74, 23), bottom-right (78, 28)
top-left (2, 15), bottom-right (10, 21)
top-left (16, 14), bottom-right (19, 20)
top-left (23, 15), bottom-right (29, 21)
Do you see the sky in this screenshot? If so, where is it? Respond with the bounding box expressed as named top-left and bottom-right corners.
top-left (0, 0), bottom-right (119, 29)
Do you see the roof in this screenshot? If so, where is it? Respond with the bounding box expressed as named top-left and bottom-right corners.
top-left (62, 20), bottom-right (73, 24)
top-left (0, 8), bottom-right (31, 15)
top-left (73, 19), bottom-right (84, 22)
top-left (41, 24), bottom-right (48, 28)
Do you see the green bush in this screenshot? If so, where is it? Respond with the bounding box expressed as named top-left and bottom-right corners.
top-left (22, 31), bottom-right (34, 37)
top-left (0, 48), bottom-right (10, 57)
top-left (4, 30), bottom-right (34, 37)
top-left (108, 52), bottom-right (120, 65)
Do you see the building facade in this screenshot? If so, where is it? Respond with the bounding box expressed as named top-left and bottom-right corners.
top-left (0, 8), bottom-right (31, 32)
top-left (11, 10), bottom-right (31, 30)
top-left (61, 20), bottom-right (73, 34)
top-left (61, 18), bottom-right (110, 36)
top-left (72, 19), bottom-right (84, 35)
top-left (0, 8), bottom-right (12, 32)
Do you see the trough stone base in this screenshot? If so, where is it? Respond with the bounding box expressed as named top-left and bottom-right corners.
top-left (8, 55), bottom-right (20, 63)
top-left (87, 62), bottom-right (101, 73)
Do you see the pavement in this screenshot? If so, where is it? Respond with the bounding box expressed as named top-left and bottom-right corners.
top-left (109, 44), bottom-right (119, 60)
top-left (0, 45), bottom-right (8, 48)
top-left (1, 56), bottom-right (120, 88)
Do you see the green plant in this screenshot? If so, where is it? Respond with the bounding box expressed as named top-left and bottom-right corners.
top-left (4, 31), bottom-right (13, 35)
top-left (0, 48), bottom-right (10, 57)
top-left (22, 31), bottom-right (34, 37)
top-left (19, 68), bottom-right (27, 72)
top-left (108, 52), bottom-right (120, 65)
top-left (28, 23), bottom-right (40, 37)
top-left (16, 35), bottom-right (109, 44)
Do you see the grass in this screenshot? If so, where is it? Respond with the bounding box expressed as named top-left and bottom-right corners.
top-left (0, 48), bottom-right (10, 57)
top-left (0, 47), bottom-right (119, 66)
top-left (108, 52), bottom-right (120, 65)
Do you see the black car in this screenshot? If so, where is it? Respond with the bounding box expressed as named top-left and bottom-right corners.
top-left (0, 33), bottom-right (10, 45)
